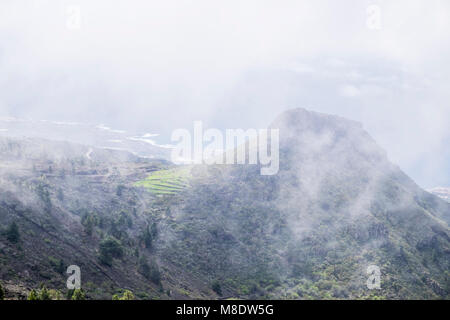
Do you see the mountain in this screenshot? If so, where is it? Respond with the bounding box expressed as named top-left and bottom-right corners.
top-left (0, 109), bottom-right (449, 300)
top-left (161, 108), bottom-right (449, 299)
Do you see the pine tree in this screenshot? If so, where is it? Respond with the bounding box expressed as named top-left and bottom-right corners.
top-left (36, 183), bottom-right (52, 212)
top-left (57, 259), bottom-right (65, 274)
top-left (138, 256), bottom-right (151, 279)
top-left (48, 289), bottom-right (63, 300)
top-left (211, 280), bottom-right (222, 296)
top-left (112, 290), bottom-right (134, 300)
top-left (121, 290), bottom-right (134, 300)
top-left (142, 227), bottom-right (152, 248)
top-left (57, 188), bottom-right (64, 201)
top-left (6, 221), bottom-right (20, 243)
top-left (0, 283), bottom-right (5, 300)
top-left (28, 289), bottom-right (38, 300)
top-left (150, 222), bottom-right (158, 238)
top-left (71, 289), bottom-right (86, 300)
top-left (38, 286), bottom-right (51, 300)
top-left (149, 260), bottom-right (161, 285)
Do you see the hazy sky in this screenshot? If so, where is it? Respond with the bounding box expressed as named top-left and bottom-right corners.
top-left (0, 0), bottom-right (449, 188)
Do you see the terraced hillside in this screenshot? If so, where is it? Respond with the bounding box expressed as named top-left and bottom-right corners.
top-left (134, 167), bottom-right (192, 195)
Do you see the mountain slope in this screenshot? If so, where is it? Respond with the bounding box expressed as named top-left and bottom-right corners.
top-left (1, 109), bottom-right (449, 299)
top-left (157, 108), bottom-right (449, 299)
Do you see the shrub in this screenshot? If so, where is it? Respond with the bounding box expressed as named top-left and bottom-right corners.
top-left (99, 250), bottom-right (113, 266)
top-left (48, 289), bottom-right (63, 300)
top-left (49, 257), bottom-right (65, 274)
top-left (112, 290), bottom-right (135, 300)
top-left (139, 257), bottom-right (161, 285)
top-left (38, 286), bottom-right (51, 300)
top-left (81, 212), bottom-right (99, 236)
top-left (118, 211), bottom-right (133, 228)
top-left (28, 289), bottom-right (38, 300)
top-left (116, 185), bottom-right (125, 197)
top-left (27, 287), bottom-right (62, 300)
top-left (98, 237), bottom-right (124, 266)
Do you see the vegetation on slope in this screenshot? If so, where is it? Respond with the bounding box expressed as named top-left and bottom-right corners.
top-left (134, 167), bottom-right (192, 195)
top-left (0, 109), bottom-right (449, 300)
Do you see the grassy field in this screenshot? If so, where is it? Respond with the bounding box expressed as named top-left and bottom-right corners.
top-left (134, 166), bottom-right (192, 195)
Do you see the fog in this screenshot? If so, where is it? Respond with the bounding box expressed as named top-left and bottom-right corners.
top-left (0, 0), bottom-right (449, 188)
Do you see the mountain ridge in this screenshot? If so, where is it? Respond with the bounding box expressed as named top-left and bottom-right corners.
top-left (0, 108), bottom-right (448, 300)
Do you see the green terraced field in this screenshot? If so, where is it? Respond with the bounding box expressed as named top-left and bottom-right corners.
top-left (134, 166), bottom-right (192, 195)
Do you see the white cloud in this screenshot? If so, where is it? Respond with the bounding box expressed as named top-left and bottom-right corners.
top-left (338, 85), bottom-right (361, 98)
top-left (0, 0), bottom-right (449, 187)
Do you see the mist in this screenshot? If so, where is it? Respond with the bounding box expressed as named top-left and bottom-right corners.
top-left (0, 0), bottom-right (449, 188)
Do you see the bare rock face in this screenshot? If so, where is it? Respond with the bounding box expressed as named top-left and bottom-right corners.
top-left (2, 281), bottom-right (30, 300)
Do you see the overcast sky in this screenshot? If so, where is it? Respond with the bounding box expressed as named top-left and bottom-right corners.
top-left (0, 0), bottom-right (449, 188)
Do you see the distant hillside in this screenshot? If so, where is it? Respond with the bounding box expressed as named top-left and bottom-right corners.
top-left (0, 117), bottom-right (172, 160)
top-left (429, 187), bottom-right (450, 203)
top-left (0, 109), bottom-right (449, 300)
